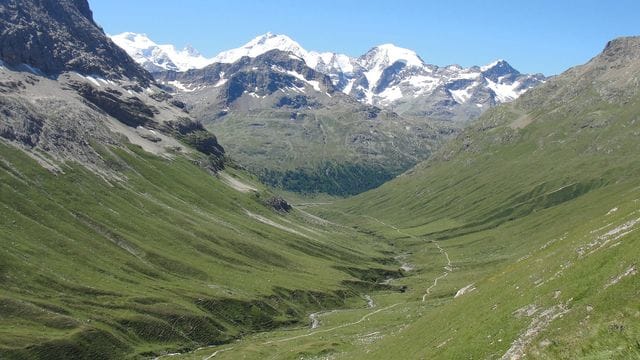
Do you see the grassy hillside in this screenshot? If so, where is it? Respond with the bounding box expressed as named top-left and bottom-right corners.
top-left (164, 37), bottom-right (640, 359)
top-left (2, 6), bottom-right (639, 358)
top-left (0, 141), bottom-right (404, 359)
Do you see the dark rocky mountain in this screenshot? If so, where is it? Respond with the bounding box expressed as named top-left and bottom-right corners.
top-left (158, 49), bottom-right (335, 107)
top-left (0, 0), bottom-right (152, 84)
top-left (0, 0), bottom-right (223, 174)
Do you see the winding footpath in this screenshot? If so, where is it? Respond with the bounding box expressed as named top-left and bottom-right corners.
top-left (422, 240), bottom-right (453, 302)
top-left (359, 214), bottom-right (454, 302)
top-left (263, 303), bottom-right (402, 345)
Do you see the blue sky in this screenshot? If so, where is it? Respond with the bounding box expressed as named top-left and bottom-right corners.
top-left (90, 0), bottom-right (640, 75)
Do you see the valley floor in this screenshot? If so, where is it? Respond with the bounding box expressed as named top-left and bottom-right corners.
top-left (167, 181), bottom-right (640, 359)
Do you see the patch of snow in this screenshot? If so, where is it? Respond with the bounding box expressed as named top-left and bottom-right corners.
top-left (111, 32), bottom-right (215, 71)
top-left (486, 79), bottom-right (521, 102)
top-left (214, 78), bottom-right (227, 87)
top-left (606, 207), bottom-right (618, 216)
top-left (406, 75), bottom-right (440, 90)
top-left (481, 59), bottom-right (505, 72)
top-left (400, 263), bottom-right (414, 271)
top-left (213, 32), bottom-right (307, 64)
top-left (365, 43), bottom-right (425, 68)
top-left (307, 51), bottom-right (355, 73)
top-left (449, 71), bottom-right (481, 80)
top-left (85, 76), bottom-right (101, 87)
top-left (167, 80), bottom-right (195, 92)
top-left (364, 295), bottom-right (375, 308)
top-left (364, 67), bottom-right (384, 89)
top-left (449, 87), bottom-right (473, 104)
top-left (285, 70), bottom-right (321, 91)
top-left (377, 86), bottom-right (403, 103)
top-left (342, 79), bottom-right (356, 94)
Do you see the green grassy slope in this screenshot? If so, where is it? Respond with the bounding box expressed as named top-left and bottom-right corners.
top-left (161, 37), bottom-right (640, 359)
top-left (206, 108), bottom-right (449, 196)
top-left (325, 37), bottom-right (640, 359)
top-left (0, 141), bottom-right (403, 359)
top-left (173, 182), bottom-right (639, 360)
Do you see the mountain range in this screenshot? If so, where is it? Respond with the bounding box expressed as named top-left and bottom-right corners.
top-left (1, 0), bottom-right (639, 359)
top-left (108, 32), bottom-right (546, 195)
top-left (111, 32), bottom-right (546, 121)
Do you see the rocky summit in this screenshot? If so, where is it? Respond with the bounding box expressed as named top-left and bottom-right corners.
top-left (0, 0), bottom-right (151, 84)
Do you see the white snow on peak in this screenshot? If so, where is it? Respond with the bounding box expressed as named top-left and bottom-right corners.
top-left (306, 52), bottom-right (355, 74)
top-left (212, 32), bottom-right (307, 63)
top-left (480, 59), bottom-right (506, 72)
top-left (486, 79), bottom-right (522, 102)
top-left (449, 87), bottom-right (473, 104)
top-left (110, 32), bottom-right (214, 72)
top-left (285, 70), bottom-right (321, 91)
top-left (358, 43), bottom-right (426, 92)
top-left (211, 33), bottom-right (356, 76)
top-left (366, 44), bottom-right (425, 68)
top-left (377, 86), bottom-right (404, 104)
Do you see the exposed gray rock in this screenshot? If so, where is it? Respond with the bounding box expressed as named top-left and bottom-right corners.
top-left (0, 0), bottom-right (152, 84)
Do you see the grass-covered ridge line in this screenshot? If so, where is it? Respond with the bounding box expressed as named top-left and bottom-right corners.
top-left (0, 142), bottom-right (403, 359)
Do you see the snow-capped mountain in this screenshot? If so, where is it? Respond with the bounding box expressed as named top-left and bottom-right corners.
top-left (211, 33), bottom-right (357, 80)
top-left (212, 32), bottom-right (307, 63)
top-left (203, 33), bottom-right (545, 121)
top-left (110, 32), bottom-right (215, 72)
top-left (343, 51), bottom-right (545, 121)
top-left (113, 32), bottom-right (545, 121)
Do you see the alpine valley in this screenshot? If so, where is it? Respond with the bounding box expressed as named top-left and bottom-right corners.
top-left (112, 32), bottom-right (545, 195)
top-left (0, 1), bottom-right (639, 360)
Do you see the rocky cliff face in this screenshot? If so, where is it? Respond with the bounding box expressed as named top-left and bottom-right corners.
top-left (0, 0), bottom-right (224, 176)
top-left (0, 0), bottom-right (152, 84)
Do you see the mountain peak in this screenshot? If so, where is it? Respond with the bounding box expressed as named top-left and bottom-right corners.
top-left (110, 32), bottom-right (213, 72)
top-left (0, 0), bottom-right (151, 83)
top-left (480, 59), bottom-right (507, 71)
top-left (212, 33), bottom-right (307, 63)
top-left (183, 44), bottom-right (201, 57)
top-left (363, 43), bottom-right (425, 68)
top-left (112, 32), bottom-right (156, 48)
top-left (480, 59), bottom-right (520, 80)
top-left (599, 36), bottom-right (640, 63)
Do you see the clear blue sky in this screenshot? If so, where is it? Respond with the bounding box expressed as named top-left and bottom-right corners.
top-left (90, 0), bottom-right (640, 76)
